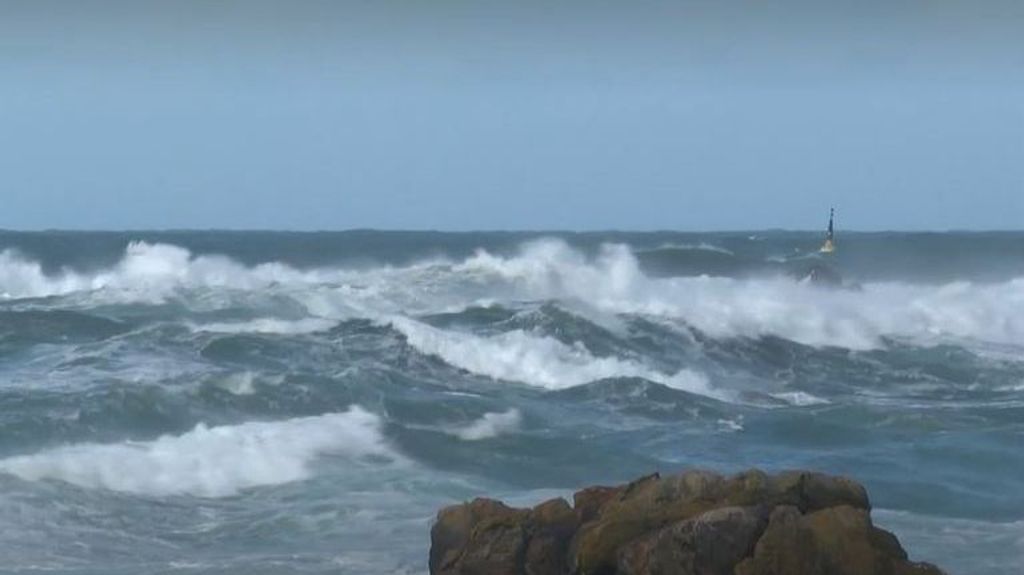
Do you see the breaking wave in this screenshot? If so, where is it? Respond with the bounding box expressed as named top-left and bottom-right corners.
top-left (1, 239), bottom-right (1023, 351)
top-left (390, 316), bottom-right (716, 396)
top-left (451, 240), bottom-right (1024, 350)
top-left (0, 242), bottom-right (330, 301)
top-left (0, 407), bottom-right (391, 497)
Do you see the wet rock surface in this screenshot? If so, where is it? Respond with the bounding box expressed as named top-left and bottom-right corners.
top-left (430, 469), bottom-right (945, 575)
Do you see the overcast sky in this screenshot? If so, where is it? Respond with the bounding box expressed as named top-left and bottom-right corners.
top-left (1, 1), bottom-right (1021, 231)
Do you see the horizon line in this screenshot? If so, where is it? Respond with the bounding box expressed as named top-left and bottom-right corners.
top-left (2, 227), bottom-right (1023, 235)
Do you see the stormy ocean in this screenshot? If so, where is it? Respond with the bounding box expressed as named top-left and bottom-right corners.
top-left (0, 230), bottom-right (1021, 575)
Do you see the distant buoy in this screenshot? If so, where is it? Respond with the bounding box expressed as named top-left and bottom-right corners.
top-left (820, 208), bottom-right (836, 253)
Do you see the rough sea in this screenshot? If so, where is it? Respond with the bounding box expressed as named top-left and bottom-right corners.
top-left (0, 230), bottom-right (1021, 574)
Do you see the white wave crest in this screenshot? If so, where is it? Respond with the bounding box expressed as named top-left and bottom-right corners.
top-left (0, 242), bottom-right (331, 302)
top-left (717, 417), bottom-right (745, 432)
top-left (649, 242), bottom-right (735, 255)
top-left (5, 239), bottom-right (1024, 351)
top-left (390, 316), bottom-right (717, 397)
top-left (0, 250), bottom-right (82, 299)
top-left (191, 317), bottom-right (337, 334)
top-left (451, 239), bottom-right (1024, 351)
top-left (0, 407), bottom-right (391, 497)
top-left (771, 391), bottom-right (831, 406)
top-left (450, 409), bottom-right (522, 441)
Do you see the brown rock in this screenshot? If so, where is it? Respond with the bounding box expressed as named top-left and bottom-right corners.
top-left (428, 469), bottom-right (944, 575)
top-left (573, 484), bottom-right (625, 524)
top-left (571, 470), bottom-right (729, 574)
top-left (525, 498), bottom-right (576, 575)
top-left (571, 468), bottom-right (870, 574)
top-left (430, 497), bottom-right (529, 575)
top-left (736, 505), bottom-right (946, 575)
top-left (735, 506), bottom-right (822, 575)
top-left (618, 505), bottom-right (769, 575)
top-left (791, 471), bottom-right (872, 512)
top-left (806, 505), bottom-right (892, 574)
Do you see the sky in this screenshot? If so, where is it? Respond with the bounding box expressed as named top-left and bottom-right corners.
top-left (1, 1), bottom-right (1022, 231)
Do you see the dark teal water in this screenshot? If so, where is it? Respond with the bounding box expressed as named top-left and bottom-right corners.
top-left (0, 231), bottom-right (1021, 574)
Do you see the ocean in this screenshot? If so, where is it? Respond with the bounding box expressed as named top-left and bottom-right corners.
top-left (0, 230), bottom-right (1021, 574)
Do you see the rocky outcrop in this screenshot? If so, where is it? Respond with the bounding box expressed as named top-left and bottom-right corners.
top-left (429, 469), bottom-right (944, 575)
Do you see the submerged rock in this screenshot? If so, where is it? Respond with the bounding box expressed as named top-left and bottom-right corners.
top-left (429, 469), bottom-right (944, 575)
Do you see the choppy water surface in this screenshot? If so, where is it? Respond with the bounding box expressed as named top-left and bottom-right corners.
top-left (0, 231), bottom-right (1022, 574)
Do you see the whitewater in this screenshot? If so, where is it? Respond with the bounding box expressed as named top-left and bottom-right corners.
top-left (0, 230), bottom-right (1021, 574)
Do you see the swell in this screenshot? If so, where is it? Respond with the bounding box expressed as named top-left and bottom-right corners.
top-left (0, 232), bottom-right (1020, 574)
top-left (3, 239), bottom-right (1024, 353)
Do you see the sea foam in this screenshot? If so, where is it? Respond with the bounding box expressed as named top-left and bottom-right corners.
top-left (0, 407), bottom-right (391, 497)
top-left (453, 239), bottom-right (1024, 351)
top-left (450, 409), bottom-right (522, 441)
top-left (390, 316), bottom-right (716, 397)
top-left (3, 239), bottom-right (1024, 352)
